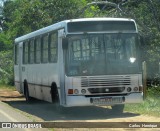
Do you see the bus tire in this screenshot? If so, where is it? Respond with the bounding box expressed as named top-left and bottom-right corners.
top-left (51, 82), bottom-right (59, 103)
top-left (111, 104), bottom-right (124, 114)
top-left (24, 81), bottom-right (31, 102)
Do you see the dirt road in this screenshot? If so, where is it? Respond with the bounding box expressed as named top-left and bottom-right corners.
top-left (0, 89), bottom-right (160, 131)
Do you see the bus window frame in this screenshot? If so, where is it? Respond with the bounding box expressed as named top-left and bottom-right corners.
top-left (35, 36), bottom-right (42, 64)
top-left (42, 34), bottom-right (49, 63)
top-left (49, 31), bottom-right (58, 63)
top-left (28, 39), bottom-right (35, 64)
top-left (23, 41), bottom-right (29, 65)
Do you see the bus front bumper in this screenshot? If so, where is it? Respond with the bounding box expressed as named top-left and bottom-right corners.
top-left (64, 92), bottom-right (143, 107)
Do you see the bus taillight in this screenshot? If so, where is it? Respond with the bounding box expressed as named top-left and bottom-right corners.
top-left (139, 85), bottom-right (143, 92)
top-left (68, 89), bottom-right (73, 94)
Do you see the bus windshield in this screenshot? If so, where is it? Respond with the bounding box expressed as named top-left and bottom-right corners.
top-left (65, 33), bottom-right (140, 76)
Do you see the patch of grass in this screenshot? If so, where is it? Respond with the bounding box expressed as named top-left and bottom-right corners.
top-left (0, 84), bottom-right (16, 91)
top-left (125, 87), bottom-right (160, 117)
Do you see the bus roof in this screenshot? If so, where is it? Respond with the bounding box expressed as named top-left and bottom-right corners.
top-left (66, 17), bottom-right (135, 22)
top-left (15, 18), bottom-right (136, 43)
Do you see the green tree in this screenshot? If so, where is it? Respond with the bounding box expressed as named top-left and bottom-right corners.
top-left (0, 50), bottom-right (13, 85)
top-left (0, 0), bottom-right (88, 85)
top-left (1, 0), bottom-right (160, 85)
top-left (2, 0), bottom-right (87, 39)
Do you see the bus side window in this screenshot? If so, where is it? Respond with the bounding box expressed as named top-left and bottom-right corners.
top-left (42, 35), bottom-right (49, 63)
top-left (23, 42), bottom-right (28, 64)
top-left (49, 32), bottom-right (58, 63)
top-left (15, 44), bottom-right (19, 65)
top-left (29, 39), bottom-right (35, 64)
top-left (35, 37), bottom-right (41, 64)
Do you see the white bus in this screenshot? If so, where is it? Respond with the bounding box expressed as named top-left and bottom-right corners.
top-left (14, 18), bottom-right (146, 112)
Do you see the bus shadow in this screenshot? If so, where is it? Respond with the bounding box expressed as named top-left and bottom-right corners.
top-left (4, 99), bottom-right (140, 121)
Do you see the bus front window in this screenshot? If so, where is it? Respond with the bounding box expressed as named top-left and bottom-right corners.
top-left (65, 33), bottom-right (140, 76)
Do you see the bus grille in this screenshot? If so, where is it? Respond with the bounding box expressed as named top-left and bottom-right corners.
top-left (81, 76), bottom-right (131, 88)
top-left (88, 87), bottom-right (125, 93)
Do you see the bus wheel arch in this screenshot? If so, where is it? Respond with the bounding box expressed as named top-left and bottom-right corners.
top-left (51, 82), bottom-right (59, 103)
top-left (23, 80), bottom-right (31, 102)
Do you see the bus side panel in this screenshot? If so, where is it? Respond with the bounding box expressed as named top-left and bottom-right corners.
top-left (20, 33), bottom-right (60, 103)
top-left (22, 63), bottom-right (59, 102)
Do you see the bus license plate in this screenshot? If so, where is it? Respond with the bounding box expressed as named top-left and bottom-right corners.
top-left (91, 97), bottom-right (123, 104)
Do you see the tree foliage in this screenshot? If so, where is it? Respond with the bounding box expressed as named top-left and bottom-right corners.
top-left (0, 0), bottom-right (160, 85)
top-left (0, 0), bottom-right (89, 84)
top-left (0, 50), bottom-right (13, 85)
top-left (2, 0), bottom-right (87, 39)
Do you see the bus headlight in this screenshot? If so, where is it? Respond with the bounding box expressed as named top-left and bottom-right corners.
top-left (127, 87), bottom-right (132, 92)
top-left (74, 89), bottom-right (79, 94)
top-left (81, 89), bottom-right (86, 94)
top-left (134, 87), bottom-right (138, 92)
top-left (129, 57), bottom-right (136, 63)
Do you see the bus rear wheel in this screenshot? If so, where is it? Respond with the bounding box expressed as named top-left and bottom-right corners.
top-left (24, 81), bottom-right (31, 102)
top-left (111, 104), bottom-right (124, 114)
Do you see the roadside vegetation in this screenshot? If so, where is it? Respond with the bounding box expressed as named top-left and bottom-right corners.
top-left (0, 84), bottom-right (160, 117)
top-left (0, 84), bottom-right (16, 90)
top-left (125, 87), bottom-right (160, 117)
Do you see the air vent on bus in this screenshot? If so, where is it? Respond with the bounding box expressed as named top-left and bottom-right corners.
top-left (81, 76), bottom-right (131, 88)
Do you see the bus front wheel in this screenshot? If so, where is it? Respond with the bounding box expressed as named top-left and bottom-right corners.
top-left (111, 104), bottom-right (124, 114)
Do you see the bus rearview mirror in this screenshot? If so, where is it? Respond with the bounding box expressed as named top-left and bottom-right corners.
top-left (62, 38), bottom-right (68, 49)
top-left (139, 35), bottom-right (144, 46)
